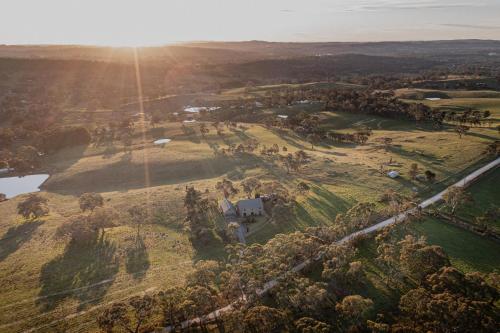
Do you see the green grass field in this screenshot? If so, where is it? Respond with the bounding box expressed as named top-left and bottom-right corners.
top-left (409, 217), bottom-right (500, 273)
top-left (451, 168), bottom-right (500, 233)
top-left (0, 84), bottom-right (499, 332)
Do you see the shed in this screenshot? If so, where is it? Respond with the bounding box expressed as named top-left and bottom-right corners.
top-left (387, 170), bottom-right (400, 178)
top-left (237, 198), bottom-right (264, 217)
top-left (220, 198), bottom-right (237, 217)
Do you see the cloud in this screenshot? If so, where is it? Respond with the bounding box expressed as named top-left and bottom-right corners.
top-left (440, 23), bottom-right (500, 30)
top-left (280, 9), bottom-right (294, 13)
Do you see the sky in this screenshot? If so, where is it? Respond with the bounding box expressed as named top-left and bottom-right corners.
top-left (1, 0), bottom-right (500, 46)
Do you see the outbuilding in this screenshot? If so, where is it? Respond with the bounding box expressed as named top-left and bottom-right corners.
top-left (387, 170), bottom-right (400, 178)
top-left (220, 198), bottom-right (237, 217)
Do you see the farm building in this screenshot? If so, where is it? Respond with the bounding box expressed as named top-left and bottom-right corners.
top-left (220, 197), bottom-right (265, 217)
top-left (220, 198), bottom-right (237, 217)
top-left (237, 198), bottom-right (264, 217)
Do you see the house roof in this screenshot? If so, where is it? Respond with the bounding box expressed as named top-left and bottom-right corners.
top-left (237, 198), bottom-right (263, 211)
top-left (220, 198), bottom-right (237, 215)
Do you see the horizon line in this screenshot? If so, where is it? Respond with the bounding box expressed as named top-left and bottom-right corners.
top-left (1, 38), bottom-right (500, 48)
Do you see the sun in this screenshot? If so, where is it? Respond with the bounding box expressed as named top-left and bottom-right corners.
top-left (103, 40), bottom-right (155, 48)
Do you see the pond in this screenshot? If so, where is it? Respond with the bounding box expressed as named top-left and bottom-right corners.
top-left (0, 174), bottom-right (50, 199)
top-left (153, 138), bottom-right (171, 145)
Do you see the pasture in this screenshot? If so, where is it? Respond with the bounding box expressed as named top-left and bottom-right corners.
top-left (0, 84), bottom-right (499, 332)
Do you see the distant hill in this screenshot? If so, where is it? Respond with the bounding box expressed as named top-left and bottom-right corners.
top-left (184, 39), bottom-right (500, 58)
top-left (1, 40), bottom-right (499, 64)
top-left (0, 44), bottom-right (262, 65)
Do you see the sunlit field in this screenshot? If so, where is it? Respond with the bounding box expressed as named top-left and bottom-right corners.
top-left (1, 79), bottom-right (499, 331)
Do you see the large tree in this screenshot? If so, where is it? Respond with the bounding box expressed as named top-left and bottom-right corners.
top-left (215, 179), bottom-right (239, 198)
top-left (241, 178), bottom-right (261, 198)
top-left (128, 205), bottom-right (149, 237)
top-left (17, 194), bottom-right (49, 220)
top-left (442, 186), bottom-right (472, 214)
top-left (243, 306), bottom-right (288, 333)
top-left (79, 192), bottom-right (104, 212)
top-left (88, 207), bottom-right (118, 236)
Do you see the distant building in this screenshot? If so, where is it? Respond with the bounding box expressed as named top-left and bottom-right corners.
top-left (220, 198), bottom-right (237, 217)
top-left (237, 198), bottom-right (264, 217)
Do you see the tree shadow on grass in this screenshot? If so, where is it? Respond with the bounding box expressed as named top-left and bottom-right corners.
top-left (270, 129), bottom-right (309, 150)
top-left (125, 236), bottom-right (150, 280)
top-left (230, 128), bottom-right (251, 142)
top-left (308, 185), bottom-right (352, 218)
top-left (0, 220), bottom-right (43, 262)
top-left (387, 145), bottom-right (449, 174)
top-left (37, 235), bottom-right (119, 311)
top-left (179, 125), bottom-right (201, 144)
top-left (191, 229), bottom-right (227, 262)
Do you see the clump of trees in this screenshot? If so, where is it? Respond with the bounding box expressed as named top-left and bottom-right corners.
top-left (57, 192), bottom-right (117, 243)
top-left (95, 205), bottom-right (499, 333)
top-left (98, 295), bottom-right (156, 333)
top-left (215, 179), bottom-right (239, 198)
top-left (281, 150), bottom-right (310, 174)
top-left (184, 186), bottom-right (219, 245)
top-left (241, 178), bottom-right (262, 198)
top-left (39, 126), bottom-right (91, 152)
top-left (0, 145), bottom-right (43, 174)
top-left (327, 127), bottom-right (372, 145)
top-left (377, 266), bottom-right (499, 332)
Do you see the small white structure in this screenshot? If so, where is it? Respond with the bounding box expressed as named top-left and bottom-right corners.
top-left (425, 97), bottom-right (441, 101)
top-left (277, 115), bottom-right (288, 119)
top-left (255, 101), bottom-right (264, 108)
top-left (387, 170), bottom-right (400, 179)
top-left (153, 138), bottom-right (171, 145)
